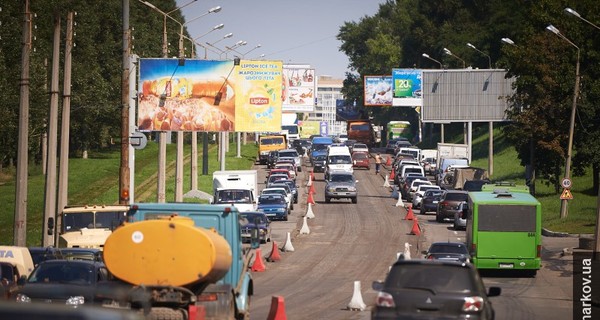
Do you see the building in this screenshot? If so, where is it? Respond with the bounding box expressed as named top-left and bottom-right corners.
top-left (304, 75), bottom-right (346, 137)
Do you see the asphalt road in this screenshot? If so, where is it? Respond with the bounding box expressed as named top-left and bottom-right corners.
top-left (249, 153), bottom-right (577, 320)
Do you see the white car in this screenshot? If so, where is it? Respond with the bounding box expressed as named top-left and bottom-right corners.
top-left (277, 149), bottom-right (302, 172)
top-left (408, 179), bottom-right (432, 201)
top-left (261, 187), bottom-right (294, 211)
top-left (352, 143), bottom-right (369, 154)
top-left (412, 185), bottom-right (442, 209)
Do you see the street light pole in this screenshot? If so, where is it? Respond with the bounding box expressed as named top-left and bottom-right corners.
top-left (546, 24), bottom-right (580, 219)
top-left (421, 53), bottom-right (443, 69)
top-left (466, 43), bottom-right (492, 69)
top-left (443, 47), bottom-right (466, 68)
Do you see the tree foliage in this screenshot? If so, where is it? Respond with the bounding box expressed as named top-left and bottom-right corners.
top-left (337, 0), bottom-right (600, 192)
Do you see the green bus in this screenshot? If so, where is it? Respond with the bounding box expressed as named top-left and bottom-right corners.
top-left (466, 190), bottom-right (541, 275)
top-left (386, 121), bottom-right (412, 141)
top-left (481, 181), bottom-right (530, 193)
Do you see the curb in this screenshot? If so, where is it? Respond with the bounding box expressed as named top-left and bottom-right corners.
top-left (541, 227), bottom-right (589, 238)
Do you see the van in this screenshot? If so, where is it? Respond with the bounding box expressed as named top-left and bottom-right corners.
top-left (325, 146), bottom-right (353, 179)
top-left (399, 147), bottom-right (421, 161)
top-left (1, 246), bottom-right (35, 299)
top-left (401, 165), bottom-right (425, 180)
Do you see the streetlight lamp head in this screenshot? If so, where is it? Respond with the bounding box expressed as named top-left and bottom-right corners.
top-left (422, 53), bottom-right (430, 58)
top-left (564, 7), bottom-right (580, 18)
top-left (501, 37), bottom-right (515, 45)
top-left (214, 23), bottom-right (224, 30)
top-left (256, 44), bottom-right (262, 48)
top-left (224, 33), bottom-right (233, 39)
top-left (546, 24), bottom-right (560, 35)
top-left (443, 48), bottom-right (452, 55)
top-left (209, 6), bottom-right (222, 13)
top-left (467, 43), bottom-right (476, 49)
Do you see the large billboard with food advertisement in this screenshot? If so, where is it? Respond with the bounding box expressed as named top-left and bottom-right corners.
top-left (282, 65), bottom-right (315, 112)
top-left (364, 75), bottom-right (393, 106)
top-left (137, 58), bottom-right (282, 132)
top-left (392, 69), bottom-right (423, 107)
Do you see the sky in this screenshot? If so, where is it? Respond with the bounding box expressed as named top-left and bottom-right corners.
top-left (174, 0), bottom-right (388, 79)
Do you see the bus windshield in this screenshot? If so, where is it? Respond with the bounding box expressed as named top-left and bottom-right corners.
top-left (478, 205), bottom-right (536, 232)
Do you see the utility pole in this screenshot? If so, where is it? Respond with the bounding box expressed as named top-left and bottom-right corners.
top-left (119, 0), bottom-right (131, 204)
top-left (14, 0), bottom-right (32, 246)
top-left (41, 13), bottom-right (61, 247)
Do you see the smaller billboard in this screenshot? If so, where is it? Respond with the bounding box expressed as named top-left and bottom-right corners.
top-left (392, 69), bottom-right (423, 106)
top-left (299, 121), bottom-right (321, 138)
top-left (282, 65), bottom-right (315, 112)
top-left (364, 75), bottom-right (393, 106)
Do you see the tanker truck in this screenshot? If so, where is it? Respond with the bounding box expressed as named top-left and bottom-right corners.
top-left (101, 203), bottom-right (254, 320)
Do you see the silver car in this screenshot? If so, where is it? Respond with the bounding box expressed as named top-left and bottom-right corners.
top-left (324, 171), bottom-right (358, 204)
top-left (277, 149), bottom-right (302, 172)
top-left (453, 201), bottom-right (469, 230)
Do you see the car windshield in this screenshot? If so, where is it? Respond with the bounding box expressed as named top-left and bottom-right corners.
top-left (445, 192), bottom-right (468, 201)
top-left (29, 263), bottom-right (94, 285)
top-left (329, 155), bottom-right (352, 164)
top-left (330, 174), bottom-right (354, 183)
top-left (278, 151), bottom-right (298, 158)
top-left (353, 153), bottom-right (368, 159)
top-left (263, 189), bottom-right (287, 196)
top-left (386, 264), bottom-right (475, 293)
top-left (354, 144), bottom-right (367, 149)
top-left (259, 196), bottom-right (285, 205)
top-left (425, 190), bottom-right (444, 197)
top-left (314, 155), bottom-right (326, 161)
top-left (216, 190), bottom-right (252, 203)
top-left (429, 243), bottom-right (469, 255)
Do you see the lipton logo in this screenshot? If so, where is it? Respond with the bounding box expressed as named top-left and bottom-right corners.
top-left (250, 97), bottom-right (269, 105)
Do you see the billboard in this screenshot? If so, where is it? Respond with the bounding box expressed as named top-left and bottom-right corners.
top-left (137, 58), bottom-right (282, 132)
top-left (392, 69), bottom-right (423, 107)
top-left (364, 75), bottom-right (393, 106)
top-left (298, 121), bottom-right (321, 138)
top-left (282, 65), bottom-right (315, 112)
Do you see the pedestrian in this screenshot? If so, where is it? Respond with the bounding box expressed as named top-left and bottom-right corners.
top-left (375, 153), bottom-right (382, 174)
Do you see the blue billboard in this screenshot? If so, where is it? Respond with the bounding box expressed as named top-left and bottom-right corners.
top-left (392, 69), bottom-right (423, 107)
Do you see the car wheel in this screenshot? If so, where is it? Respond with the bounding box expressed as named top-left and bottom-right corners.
top-left (351, 197), bottom-right (357, 204)
top-left (453, 221), bottom-right (458, 230)
top-left (291, 203), bottom-right (294, 210)
top-left (436, 214), bottom-right (443, 223)
top-left (283, 213), bottom-right (288, 221)
top-left (325, 196), bottom-right (330, 203)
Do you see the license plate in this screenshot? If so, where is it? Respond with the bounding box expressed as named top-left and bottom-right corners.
top-left (433, 200), bottom-right (438, 204)
top-left (499, 263), bottom-right (514, 269)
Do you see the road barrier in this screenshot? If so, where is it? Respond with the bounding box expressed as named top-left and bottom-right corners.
top-left (404, 204), bottom-right (415, 220)
top-left (251, 248), bottom-right (266, 272)
top-left (307, 191), bottom-right (316, 205)
top-left (300, 216), bottom-right (310, 235)
top-left (347, 280), bottom-right (367, 311)
top-left (267, 296), bottom-right (288, 320)
top-left (383, 174), bottom-right (391, 188)
top-left (410, 217), bottom-right (422, 236)
top-left (305, 203), bottom-right (315, 219)
top-left (266, 241), bottom-right (281, 262)
top-left (281, 232), bottom-right (295, 252)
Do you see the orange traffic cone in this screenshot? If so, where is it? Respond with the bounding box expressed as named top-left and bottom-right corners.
top-left (307, 191), bottom-right (316, 205)
top-left (310, 170), bottom-right (315, 181)
top-left (410, 216), bottom-right (421, 236)
top-left (389, 167), bottom-right (396, 181)
top-left (309, 182), bottom-right (315, 195)
top-left (266, 296), bottom-right (287, 320)
top-left (251, 248), bottom-right (266, 272)
top-left (404, 204), bottom-right (415, 220)
top-left (266, 241), bottom-right (281, 262)
top-left (386, 156), bottom-right (391, 166)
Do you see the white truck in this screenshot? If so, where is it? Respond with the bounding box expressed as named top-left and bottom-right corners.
top-left (212, 170), bottom-right (258, 212)
top-left (436, 143), bottom-right (470, 185)
top-left (281, 112), bottom-right (299, 141)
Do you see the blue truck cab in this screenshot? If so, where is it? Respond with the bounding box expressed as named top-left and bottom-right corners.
top-left (126, 203), bottom-right (253, 320)
top-left (310, 136), bottom-right (333, 164)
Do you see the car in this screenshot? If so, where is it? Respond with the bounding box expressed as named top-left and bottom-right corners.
top-left (266, 173), bottom-right (290, 186)
top-left (240, 211), bottom-right (272, 244)
top-left (311, 153), bottom-right (327, 173)
top-left (454, 201), bottom-right (470, 230)
top-left (437, 157), bottom-right (470, 185)
top-left (28, 247), bottom-right (62, 267)
top-left (393, 140), bottom-right (413, 155)
top-left (14, 259), bottom-right (112, 306)
top-left (351, 151), bottom-right (370, 170)
top-left (337, 134), bottom-right (348, 142)
top-left (400, 175), bottom-right (427, 199)
top-left (408, 179), bottom-right (432, 201)
top-left (262, 187), bottom-right (293, 211)
top-left (273, 162), bottom-right (297, 180)
top-left (269, 179), bottom-right (298, 204)
top-left (422, 157), bottom-right (437, 175)
top-left (277, 149), bottom-right (302, 172)
top-left (412, 184), bottom-right (442, 209)
top-left (267, 182), bottom-right (297, 205)
top-left (424, 242), bottom-right (471, 263)
top-left (291, 138), bottom-right (311, 157)
top-left (267, 168), bottom-right (292, 181)
top-left (256, 194), bottom-right (289, 221)
top-left (266, 150), bottom-right (279, 169)
top-left (421, 189), bottom-right (445, 214)
top-left (436, 190), bottom-right (469, 223)
top-left (344, 139), bottom-right (358, 153)
top-left (371, 260), bottom-right (500, 320)
top-left (385, 140), bottom-right (398, 154)
top-left (324, 171), bottom-right (358, 204)
top-left (351, 143), bottom-right (369, 154)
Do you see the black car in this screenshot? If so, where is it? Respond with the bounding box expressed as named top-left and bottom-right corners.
top-left (463, 179), bottom-right (492, 192)
top-left (424, 242), bottom-right (471, 263)
top-left (14, 259), bottom-right (112, 306)
top-left (372, 260), bottom-right (501, 320)
top-left (267, 150), bottom-right (279, 169)
top-left (421, 189), bottom-right (444, 214)
top-left (312, 153), bottom-right (327, 173)
top-left (291, 138), bottom-right (311, 157)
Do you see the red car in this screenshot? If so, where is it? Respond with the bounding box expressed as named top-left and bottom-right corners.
top-left (352, 151), bottom-right (370, 170)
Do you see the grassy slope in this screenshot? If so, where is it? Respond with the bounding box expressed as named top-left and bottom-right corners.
top-left (0, 137), bottom-right (258, 246)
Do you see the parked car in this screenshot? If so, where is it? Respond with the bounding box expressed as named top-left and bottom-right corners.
top-left (240, 211), bottom-right (272, 244)
top-left (351, 151), bottom-right (370, 170)
top-left (372, 260), bottom-right (500, 320)
top-left (454, 201), bottom-right (470, 230)
top-left (257, 194), bottom-right (289, 221)
top-left (424, 242), bottom-right (471, 263)
top-left (14, 259), bottom-right (112, 306)
top-left (412, 184), bottom-right (442, 209)
top-left (421, 189), bottom-right (445, 214)
top-left (436, 190), bottom-right (469, 223)
top-left (324, 171), bottom-right (358, 204)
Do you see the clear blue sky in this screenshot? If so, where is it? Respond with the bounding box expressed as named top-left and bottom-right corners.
top-left (175, 0), bottom-right (387, 79)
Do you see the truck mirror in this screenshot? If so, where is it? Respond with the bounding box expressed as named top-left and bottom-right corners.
top-left (47, 217), bottom-right (54, 236)
top-left (250, 226), bottom-right (260, 249)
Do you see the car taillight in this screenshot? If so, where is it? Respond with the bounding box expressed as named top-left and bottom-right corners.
top-left (462, 296), bottom-right (484, 312)
top-left (471, 243), bottom-right (477, 256)
top-left (537, 244), bottom-right (541, 258)
top-left (427, 255), bottom-right (434, 260)
top-left (375, 291), bottom-right (395, 307)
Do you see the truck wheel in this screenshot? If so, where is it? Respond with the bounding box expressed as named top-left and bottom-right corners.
top-left (148, 307), bottom-right (185, 320)
top-left (351, 197), bottom-right (357, 204)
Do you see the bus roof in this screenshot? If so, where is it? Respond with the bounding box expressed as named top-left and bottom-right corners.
top-left (469, 190), bottom-right (540, 205)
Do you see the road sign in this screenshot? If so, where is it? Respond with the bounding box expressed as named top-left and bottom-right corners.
top-left (130, 132), bottom-right (148, 150)
top-left (561, 178), bottom-right (572, 189)
top-left (560, 188), bottom-right (573, 200)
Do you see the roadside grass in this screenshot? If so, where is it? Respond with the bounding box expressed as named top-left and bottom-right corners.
top-left (0, 136), bottom-right (257, 246)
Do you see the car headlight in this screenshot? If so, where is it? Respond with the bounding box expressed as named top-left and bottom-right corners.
top-left (276, 208), bottom-right (285, 213)
top-left (15, 293), bottom-right (31, 303)
top-left (66, 296), bottom-right (85, 306)
top-left (347, 187), bottom-right (357, 192)
top-left (327, 187), bottom-right (336, 192)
